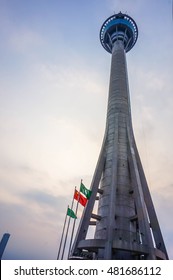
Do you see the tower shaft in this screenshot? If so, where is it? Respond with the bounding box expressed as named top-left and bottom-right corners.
top-left (95, 41), bottom-right (135, 259)
top-left (70, 14), bottom-right (168, 260)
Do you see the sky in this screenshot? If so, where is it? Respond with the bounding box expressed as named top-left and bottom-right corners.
top-left (0, 0), bottom-right (173, 260)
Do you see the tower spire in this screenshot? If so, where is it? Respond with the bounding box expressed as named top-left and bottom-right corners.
top-left (69, 13), bottom-right (168, 260)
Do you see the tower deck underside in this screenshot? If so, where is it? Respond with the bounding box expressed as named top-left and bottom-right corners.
top-left (70, 40), bottom-right (168, 260)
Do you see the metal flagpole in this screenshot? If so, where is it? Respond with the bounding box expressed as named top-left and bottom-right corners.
top-left (61, 191), bottom-right (75, 260)
top-left (80, 178), bottom-right (83, 189)
top-left (67, 187), bottom-right (80, 259)
top-left (57, 205), bottom-right (69, 260)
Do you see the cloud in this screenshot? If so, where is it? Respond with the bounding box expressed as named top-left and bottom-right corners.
top-left (0, 3), bottom-right (44, 54)
top-left (0, 201), bottom-right (59, 259)
top-left (38, 61), bottom-right (106, 99)
top-left (8, 28), bottom-right (43, 53)
top-left (106, 0), bottom-right (144, 14)
top-left (22, 190), bottom-right (60, 207)
top-left (0, 183), bottom-right (71, 260)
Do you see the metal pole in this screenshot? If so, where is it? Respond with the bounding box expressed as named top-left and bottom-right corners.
top-left (61, 193), bottom-right (75, 259)
top-left (68, 187), bottom-right (80, 258)
top-left (57, 205), bottom-right (68, 260)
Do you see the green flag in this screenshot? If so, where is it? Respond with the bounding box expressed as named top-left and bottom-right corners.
top-left (80, 182), bottom-right (92, 199)
top-left (67, 207), bottom-right (77, 219)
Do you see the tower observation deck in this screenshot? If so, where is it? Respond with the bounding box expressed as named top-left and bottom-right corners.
top-left (70, 12), bottom-right (168, 260)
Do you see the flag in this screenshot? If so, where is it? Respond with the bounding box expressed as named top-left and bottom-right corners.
top-left (67, 207), bottom-right (77, 219)
top-left (74, 190), bottom-right (87, 207)
top-left (80, 182), bottom-right (92, 199)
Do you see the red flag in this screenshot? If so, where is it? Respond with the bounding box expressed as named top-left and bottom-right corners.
top-left (74, 190), bottom-right (87, 207)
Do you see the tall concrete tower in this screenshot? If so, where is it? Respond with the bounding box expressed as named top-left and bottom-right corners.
top-left (70, 12), bottom-right (168, 260)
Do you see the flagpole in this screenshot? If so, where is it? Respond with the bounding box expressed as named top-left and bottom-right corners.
top-left (68, 187), bottom-right (80, 259)
top-left (80, 178), bottom-right (84, 194)
top-left (57, 205), bottom-right (69, 260)
top-left (61, 190), bottom-right (75, 260)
